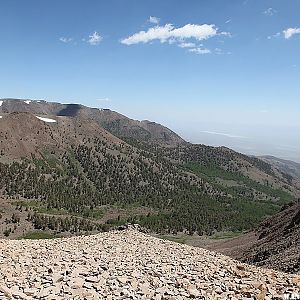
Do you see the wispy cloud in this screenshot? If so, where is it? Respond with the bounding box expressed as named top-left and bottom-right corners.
top-left (283, 28), bottom-right (300, 39)
top-left (215, 48), bottom-right (223, 54)
top-left (87, 31), bottom-right (103, 45)
top-left (149, 16), bottom-right (160, 24)
top-left (263, 7), bottom-right (277, 16)
top-left (178, 42), bottom-right (196, 48)
top-left (267, 32), bottom-right (281, 39)
top-left (200, 131), bottom-right (248, 139)
top-left (188, 47), bottom-right (211, 55)
top-left (121, 23), bottom-right (225, 45)
top-left (225, 19), bottom-right (231, 24)
top-left (59, 37), bottom-right (73, 43)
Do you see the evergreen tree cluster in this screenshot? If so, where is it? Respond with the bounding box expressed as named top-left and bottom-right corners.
top-left (0, 136), bottom-right (293, 235)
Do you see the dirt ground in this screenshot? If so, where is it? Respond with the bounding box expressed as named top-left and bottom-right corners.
top-left (153, 231), bottom-right (258, 261)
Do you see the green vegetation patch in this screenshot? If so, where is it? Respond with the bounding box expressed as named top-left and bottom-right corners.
top-left (18, 231), bottom-right (57, 240)
top-left (158, 235), bottom-right (188, 244)
top-left (14, 200), bottom-right (104, 220)
top-left (184, 163), bottom-right (244, 182)
top-left (184, 162), bottom-right (295, 204)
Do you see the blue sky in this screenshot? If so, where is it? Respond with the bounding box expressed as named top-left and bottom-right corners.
top-left (0, 0), bottom-right (300, 161)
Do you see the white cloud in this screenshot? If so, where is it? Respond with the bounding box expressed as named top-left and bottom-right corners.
top-left (121, 23), bottom-right (222, 45)
top-left (268, 28), bottom-right (300, 40)
top-left (59, 37), bottom-right (73, 43)
top-left (188, 47), bottom-right (211, 55)
top-left (267, 32), bottom-right (281, 39)
top-left (263, 8), bottom-right (276, 16)
top-left (149, 16), bottom-right (160, 24)
top-left (225, 19), bottom-right (231, 24)
top-left (88, 31), bottom-right (103, 45)
top-left (178, 42), bottom-right (196, 48)
top-left (283, 28), bottom-right (300, 39)
top-left (121, 24), bottom-right (174, 45)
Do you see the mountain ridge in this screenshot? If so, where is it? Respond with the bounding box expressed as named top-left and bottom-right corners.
top-left (260, 155), bottom-right (300, 181)
top-left (0, 98), bottom-right (185, 146)
top-left (0, 98), bottom-right (299, 241)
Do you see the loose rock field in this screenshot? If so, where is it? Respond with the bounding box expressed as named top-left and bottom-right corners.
top-left (0, 229), bottom-right (299, 299)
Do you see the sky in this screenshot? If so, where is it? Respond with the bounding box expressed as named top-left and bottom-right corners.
top-left (0, 0), bottom-right (300, 162)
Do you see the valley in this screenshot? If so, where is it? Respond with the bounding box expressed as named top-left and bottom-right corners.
top-left (0, 99), bottom-right (299, 243)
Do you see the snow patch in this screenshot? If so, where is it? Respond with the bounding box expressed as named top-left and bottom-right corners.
top-left (24, 100), bottom-right (31, 104)
top-left (36, 116), bottom-right (57, 123)
top-left (0, 101), bottom-right (3, 107)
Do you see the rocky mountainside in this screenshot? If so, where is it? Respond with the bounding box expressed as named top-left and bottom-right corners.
top-left (240, 201), bottom-right (300, 273)
top-left (0, 99), bottom-right (299, 240)
top-left (0, 229), bottom-right (299, 300)
top-left (0, 98), bottom-right (185, 146)
top-left (260, 155), bottom-right (300, 180)
top-left (207, 201), bottom-right (300, 274)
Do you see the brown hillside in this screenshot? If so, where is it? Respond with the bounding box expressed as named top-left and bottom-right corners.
top-left (0, 99), bottom-right (185, 146)
top-left (208, 202), bottom-right (300, 274)
top-left (0, 112), bottom-right (122, 160)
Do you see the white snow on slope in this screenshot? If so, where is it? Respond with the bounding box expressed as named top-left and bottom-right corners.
top-left (24, 100), bottom-right (31, 104)
top-left (36, 116), bottom-right (57, 123)
top-left (0, 101), bottom-right (3, 107)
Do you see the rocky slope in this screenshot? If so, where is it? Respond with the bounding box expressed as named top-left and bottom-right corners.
top-left (0, 229), bottom-right (300, 300)
top-left (0, 99), bottom-right (185, 146)
top-left (240, 201), bottom-right (300, 273)
top-left (260, 156), bottom-right (300, 181)
top-left (207, 202), bottom-right (300, 274)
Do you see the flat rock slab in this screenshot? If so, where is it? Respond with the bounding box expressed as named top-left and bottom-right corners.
top-left (0, 230), bottom-right (299, 299)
